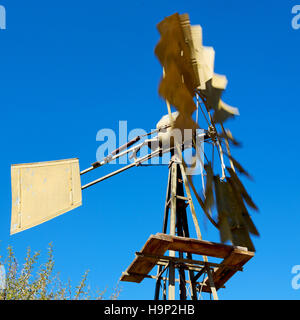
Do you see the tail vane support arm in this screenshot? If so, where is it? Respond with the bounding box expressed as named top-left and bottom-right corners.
top-left (81, 148), bottom-right (165, 190)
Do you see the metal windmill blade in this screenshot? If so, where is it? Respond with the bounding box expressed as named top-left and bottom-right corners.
top-left (154, 12), bottom-right (259, 250)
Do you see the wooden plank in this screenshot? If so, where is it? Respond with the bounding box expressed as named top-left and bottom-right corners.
top-left (158, 233), bottom-right (233, 258)
top-left (120, 234), bottom-right (172, 283)
top-left (205, 265), bottom-right (219, 300)
top-left (202, 248), bottom-right (254, 292)
top-left (136, 252), bottom-right (221, 268)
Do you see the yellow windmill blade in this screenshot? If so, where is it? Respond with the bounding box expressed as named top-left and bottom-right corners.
top-left (188, 24), bottom-right (216, 90)
top-left (213, 100), bottom-right (240, 123)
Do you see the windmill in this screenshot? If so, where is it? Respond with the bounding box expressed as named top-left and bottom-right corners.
top-left (10, 13), bottom-right (259, 300)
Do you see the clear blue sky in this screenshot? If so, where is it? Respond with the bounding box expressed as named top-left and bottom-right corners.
top-left (0, 0), bottom-right (300, 300)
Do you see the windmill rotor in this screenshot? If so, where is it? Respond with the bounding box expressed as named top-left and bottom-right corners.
top-left (154, 12), bottom-right (259, 251)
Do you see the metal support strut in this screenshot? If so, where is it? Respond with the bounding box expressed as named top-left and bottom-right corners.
top-left (154, 156), bottom-right (218, 300)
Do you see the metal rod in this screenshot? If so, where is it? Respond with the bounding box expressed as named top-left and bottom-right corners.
top-left (80, 126), bottom-right (172, 176)
top-left (80, 165), bottom-right (97, 175)
top-left (81, 162), bottom-right (136, 190)
top-left (192, 268), bottom-right (206, 283)
top-left (176, 166), bottom-right (198, 300)
top-left (168, 160), bottom-right (177, 300)
top-left (155, 166), bottom-right (172, 300)
top-left (81, 149), bottom-right (162, 190)
top-left (112, 136), bottom-right (141, 156)
top-left (80, 139), bottom-right (149, 175)
top-left (81, 131), bottom-right (207, 176)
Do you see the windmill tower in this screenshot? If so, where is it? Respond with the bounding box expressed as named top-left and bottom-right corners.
top-left (119, 121), bottom-right (254, 301)
top-left (119, 13), bottom-right (258, 300)
top-left (9, 13), bottom-right (258, 300)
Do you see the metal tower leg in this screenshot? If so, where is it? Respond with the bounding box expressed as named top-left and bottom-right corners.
top-left (154, 165), bottom-right (171, 300)
top-left (168, 160), bottom-right (177, 300)
top-left (154, 158), bottom-right (219, 300)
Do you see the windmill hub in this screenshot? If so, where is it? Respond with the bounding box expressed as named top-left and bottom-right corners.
top-left (156, 112), bottom-right (203, 152)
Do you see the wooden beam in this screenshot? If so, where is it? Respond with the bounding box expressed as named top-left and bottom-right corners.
top-left (135, 252), bottom-right (221, 269)
top-left (156, 233), bottom-right (235, 258)
top-left (205, 265), bottom-right (219, 300)
top-left (202, 247), bottom-right (254, 292)
top-left (121, 271), bottom-right (210, 287)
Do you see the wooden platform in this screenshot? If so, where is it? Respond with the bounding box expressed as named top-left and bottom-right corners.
top-left (120, 233), bottom-right (254, 292)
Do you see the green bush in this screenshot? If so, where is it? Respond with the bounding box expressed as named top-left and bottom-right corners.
top-left (0, 244), bottom-right (120, 300)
